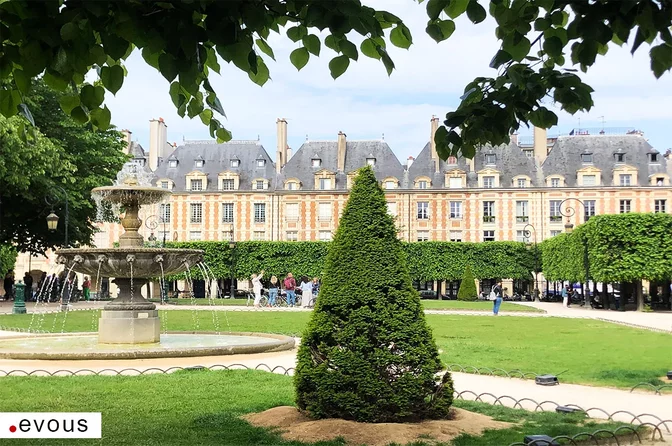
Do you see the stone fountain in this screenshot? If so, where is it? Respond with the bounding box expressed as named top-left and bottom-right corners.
top-left (55, 166), bottom-right (203, 344)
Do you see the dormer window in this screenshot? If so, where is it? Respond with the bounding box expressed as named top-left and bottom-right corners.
top-left (649, 153), bottom-right (660, 163)
top-left (581, 153), bottom-right (593, 163)
top-left (517, 178), bottom-right (527, 188)
top-left (195, 160), bottom-right (204, 168)
top-left (312, 158), bottom-right (322, 168)
top-left (190, 179), bottom-right (203, 191)
top-left (418, 180), bottom-right (428, 189)
top-left (485, 154), bottom-right (496, 165)
top-left (168, 159), bottom-right (178, 168)
top-left (447, 156), bottom-right (457, 165)
top-left (230, 159), bottom-right (240, 168)
top-left (161, 181), bottom-right (169, 189)
top-left (256, 159), bottom-right (266, 168)
top-left (366, 157), bottom-right (376, 166)
top-left (255, 180), bottom-right (265, 190)
top-left (614, 152), bottom-right (625, 163)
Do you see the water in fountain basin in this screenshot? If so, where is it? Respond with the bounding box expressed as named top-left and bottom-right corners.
top-left (60, 265), bottom-right (79, 334)
top-left (197, 262), bottom-right (222, 334)
top-left (204, 262), bottom-right (231, 333)
top-left (27, 265), bottom-right (59, 333)
top-left (158, 261), bottom-right (168, 335)
top-left (184, 266), bottom-right (200, 331)
top-left (37, 271), bottom-right (62, 332)
top-left (51, 263), bottom-right (77, 333)
top-left (90, 261), bottom-right (104, 333)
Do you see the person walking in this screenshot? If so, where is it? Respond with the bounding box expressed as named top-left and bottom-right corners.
top-left (492, 281), bottom-right (503, 316)
top-left (82, 276), bottom-right (91, 301)
top-left (23, 272), bottom-right (33, 301)
top-left (299, 276), bottom-right (313, 308)
top-left (284, 273), bottom-right (296, 307)
top-left (268, 275), bottom-right (279, 307)
top-left (251, 270), bottom-right (264, 309)
top-left (311, 277), bottom-right (320, 306)
top-left (561, 284), bottom-right (570, 308)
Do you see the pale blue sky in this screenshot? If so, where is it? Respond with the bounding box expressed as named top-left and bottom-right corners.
top-left (104, 0), bottom-right (672, 162)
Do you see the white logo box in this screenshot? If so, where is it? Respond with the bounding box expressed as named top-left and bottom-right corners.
top-left (0, 413), bottom-right (101, 438)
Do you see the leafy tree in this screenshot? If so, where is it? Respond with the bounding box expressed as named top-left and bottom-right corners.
top-left (0, 244), bottom-right (17, 277)
top-left (295, 166), bottom-right (453, 422)
top-left (0, 80), bottom-right (128, 253)
top-left (457, 265), bottom-right (477, 301)
top-left (1, 1), bottom-right (670, 157)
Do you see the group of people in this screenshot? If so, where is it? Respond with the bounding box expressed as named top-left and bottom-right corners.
top-left (251, 271), bottom-right (320, 309)
top-left (2, 270), bottom-right (91, 303)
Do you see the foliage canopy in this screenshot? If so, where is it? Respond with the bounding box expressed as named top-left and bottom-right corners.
top-left (1, 1), bottom-right (670, 157)
top-left (457, 264), bottom-right (477, 301)
top-left (294, 166), bottom-right (453, 422)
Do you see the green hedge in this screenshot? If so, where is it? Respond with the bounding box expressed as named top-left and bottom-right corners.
top-left (165, 240), bottom-right (535, 281)
top-left (540, 232), bottom-right (585, 282)
top-left (0, 245), bottom-right (17, 277)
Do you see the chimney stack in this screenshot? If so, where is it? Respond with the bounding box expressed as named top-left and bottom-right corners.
top-left (276, 118), bottom-right (288, 173)
top-left (120, 129), bottom-right (132, 154)
top-left (337, 131), bottom-right (347, 172)
top-left (430, 116), bottom-right (440, 173)
top-left (407, 156), bottom-right (414, 169)
top-left (287, 147), bottom-right (292, 161)
top-left (149, 118), bottom-right (168, 171)
top-left (533, 126), bottom-right (548, 164)
top-left (510, 132), bottom-right (519, 146)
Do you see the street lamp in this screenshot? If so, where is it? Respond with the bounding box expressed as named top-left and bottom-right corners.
top-left (522, 223), bottom-right (540, 302)
top-left (45, 185), bottom-right (69, 246)
top-left (229, 232), bottom-right (236, 299)
top-left (559, 198), bottom-right (591, 308)
top-left (144, 214), bottom-right (168, 247)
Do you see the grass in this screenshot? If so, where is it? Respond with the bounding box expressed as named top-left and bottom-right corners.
top-left (1, 311), bottom-right (670, 389)
top-left (0, 370), bottom-right (634, 446)
top-left (420, 300), bottom-right (542, 312)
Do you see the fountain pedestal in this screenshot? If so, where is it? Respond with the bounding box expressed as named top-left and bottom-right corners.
top-left (99, 310), bottom-right (160, 344)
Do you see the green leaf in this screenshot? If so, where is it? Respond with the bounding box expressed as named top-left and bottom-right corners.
top-left (169, 82), bottom-right (187, 109)
top-left (206, 93), bottom-right (226, 118)
top-left (302, 34), bottom-right (321, 56)
top-left (60, 22), bottom-right (78, 41)
top-left (80, 84), bottom-right (105, 109)
top-left (216, 127), bottom-right (232, 142)
top-left (361, 39), bottom-right (381, 60)
top-left (543, 36), bottom-right (564, 57)
top-left (187, 95), bottom-right (204, 119)
top-left (390, 24), bottom-right (413, 49)
top-left (0, 89), bottom-right (21, 118)
top-left (205, 46), bottom-right (221, 73)
top-left (378, 47), bottom-right (395, 75)
top-left (466, 0), bottom-right (487, 24)
top-left (503, 34), bottom-right (531, 62)
top-left (426, 0), bottom-right (449, 20)
top-left (325, 35), bottom-right (340, 52)
top-left (43, 71), bottom-right (68, 91)
top-left (489, 50), bottom-right (512, 68)
top-left (90, 105), bottom-right (111, 130)
top-left (426, 20), bottom-right (456, 43)
top-left (339, 40), bottom-right (358, 60)
top-left (534, 17), bottom-right (551, 31)
top-left (199, 109), bottom-right (213, 125)
top-left (13, 69), bottom-right (31, 94)
top-left (528, 107), bottom-right (558, 128)
top-left (255, 38), bottom-right (275, 60)
top-left (290, 48), bottom-right (310, 71)
top-left (650, 43), bottom-right (672, 78)
top-left (100, 65), bottom-right (124, 95)
top-left (100, 33), bottom-right (130, 61)
top-left (286, 25), bottom-right (307, 42)
top-left (58, 94), bottom-right (80, 115)
top-left (445, 0), bottom-right (469, 19)
top-left (70, 106), bottom-right (89, 124)
top-left (248, 56), bottom-right (270, 86)
top-left (158, 53), bottom-right (178, 82)
top-left (18, 103), bottom-right (34, 126)
top-left (329, 55), bottom-right (350, 79)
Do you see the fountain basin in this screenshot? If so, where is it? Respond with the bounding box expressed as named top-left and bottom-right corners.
top-left (55, 247), bottom-right (204, 278)
top-left (0, 332), bottom-right (295, 360)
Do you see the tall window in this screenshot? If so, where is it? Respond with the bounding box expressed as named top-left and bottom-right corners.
top-left (449, 231), bottom-right (462, 242)
top-left (550, 230), bottom-right (562, 237)
top-left (253, 231), bottom-right (265, 240)
top-left (285, 203), bottom-right (299, 221)
top-left (319, 178), bottom-right (332, 190)
top-left (482, 201), bottom-right (495, 223)
top-left (517, 178), bottom-right (527, 188)
top-left (386, 202), bottom-right (397, 216)
top-left (418, 180), bottom-right (428, 189)
top-left (222, 203), bottom-right (234, 223)
top-left (286, 231), bottom-right (298, 241)
top-left (255, 180), bottom-right (265, 190)
top-left (319, 231), bottom-right (332, 241)
top-left (483, 176), bottom-right (495, 188)
top-left (221, 179), bottom-right (235, 190)
top-left (220, 231), bottom-right (233, 241)
top-left (318, 203), bottom-right (332, 220)
top-left (516, 230), bottom-right (531, 243)
top-left (417, 231), bottom-right (429, 241)
top-left (160, 204), bottom-right (171, 223)
top-left (449, 201), bottom-right (462, 219)
top-left (516, 201), bottom-right (528, 223)
top-left (549, 200), bottom-right (562, 222)
top-left (417, 202), bottom-right (429, 220)
top-left (483, 230), bottom-right (495, 242)
top-left (583, 175), bottom-right (596, 186)
top-left (190, 179), bottom-right (203, 191)
top-left (449, 177), bottom-right (462, 189)
top-left (189, 231), bottom-right (202, 241)
top-left (619, 199), bottom-right (631, 213)
top-left (584, 200), bottom-right (596, 221)
top-left (654, 199), bottom-right (667, 213)
top-left (619, 174), bottom-right (632, 186)
top-left (190, 203), bottom-right (202, 223)
top-left (254, 203), bottom-right (266, 223)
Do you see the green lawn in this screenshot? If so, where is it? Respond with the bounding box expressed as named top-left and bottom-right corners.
top-left (0, 370), bottom-right (631, 446)
top-left (420, 300), bottom-right (542, 312)
top-left (1, 311), bottom-right (670, 389)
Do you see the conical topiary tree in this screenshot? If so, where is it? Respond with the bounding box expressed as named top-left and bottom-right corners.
top-left (294, 166), bottom-right (453, 423)
top-left (457, 265), bottom-right (477, 301)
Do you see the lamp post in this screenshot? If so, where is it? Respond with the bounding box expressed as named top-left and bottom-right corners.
top-left (559, 198), bottom-right (591, 308)
top-left (144, 214), bottom-right (168, 247)
top-left (229, 231), bottom-right (236, 299)
top-left (45, 185), bottom-right (69, 247)
top-left (522, 223), bottom-right (540, 302)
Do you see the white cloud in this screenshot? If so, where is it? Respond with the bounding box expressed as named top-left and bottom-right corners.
top-left (103, 0), bottom-right (672, 162)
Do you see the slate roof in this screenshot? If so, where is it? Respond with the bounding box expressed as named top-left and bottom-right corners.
top-left (541, 135), bottom-right (668, 186)
top-left (280, 140), bottom-right (405, 190)
top-left (129, 142), bottom-right (147, 159)
top-left (152, 140), bottom-right (276, 192)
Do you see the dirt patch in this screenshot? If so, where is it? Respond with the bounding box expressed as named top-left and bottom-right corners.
top-left (242, 406), bottom-right (511, 446)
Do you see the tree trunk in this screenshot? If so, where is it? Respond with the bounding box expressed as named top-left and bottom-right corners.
top-left (636, 280), bottom-right (644, 312)
top-left (619, 282), bottom-right (627, 311)
top-left (602, 283), bottom-right (609, 310)
top-left (662, 279), bottom-right (671, 310)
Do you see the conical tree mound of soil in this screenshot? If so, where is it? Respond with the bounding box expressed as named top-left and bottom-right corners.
top-left (295, 166), bottom-right (453, 423)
